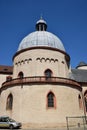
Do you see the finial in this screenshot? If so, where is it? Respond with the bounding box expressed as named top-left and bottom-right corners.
top-left (40, 13), bottom-right (43, 20)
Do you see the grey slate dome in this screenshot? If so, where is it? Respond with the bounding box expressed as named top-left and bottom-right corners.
top-left (18, 18), bottom-right (65, 52)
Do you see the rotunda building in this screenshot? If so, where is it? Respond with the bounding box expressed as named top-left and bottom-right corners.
top-left (0, 18), bottom-right (85, 128)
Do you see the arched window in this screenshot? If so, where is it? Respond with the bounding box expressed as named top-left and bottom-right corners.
top-left (47, 92), bottom-right (56, 108)
top-left (84, 91), bottom-right (87, 112)
top-left (6, 93), bottom-right (13, 110)
top-left (18, 71), bottom-right (24, 78)
top-left (78, 94), bottom-right (83, 109)
top-left (45, 69), bottom-right (52, 80)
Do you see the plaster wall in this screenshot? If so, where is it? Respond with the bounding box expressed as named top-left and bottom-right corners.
top-left (13, 49), bottom-right (69, 79)
top-left (0, 84), bottom-right (84, 128)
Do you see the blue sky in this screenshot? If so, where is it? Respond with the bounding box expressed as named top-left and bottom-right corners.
top-left (0, 0), bottom-right (87, 68)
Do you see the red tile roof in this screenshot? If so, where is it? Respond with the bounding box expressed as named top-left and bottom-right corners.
top-left (0, 65), bottom-right (13, 74)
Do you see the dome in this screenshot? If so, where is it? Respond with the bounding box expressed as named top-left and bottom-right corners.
top-left (18, 31), bottom-right (65, 51)
top-left (77, 61), bottom-right (87, 67)
top-left (18, 18), bottom-right (65, 52)
top-left (36, 18), bottom-right (47, 24)
top-left (76, 61), bottom-right (87, 69)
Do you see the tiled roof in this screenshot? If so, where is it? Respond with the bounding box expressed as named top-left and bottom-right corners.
top-left (0, 65), bottom-right (13, 74)
top-left (71, 69), bottom-right (87, 83)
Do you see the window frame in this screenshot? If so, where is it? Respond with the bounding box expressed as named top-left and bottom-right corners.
top-left (44, 69), bottom-right (52, 80)
top-left (18, 71), bottom-right (24, 79)
top-left (6, 93), bottom-right (13, 111)
top-left (46, 91), bottom-right (56, 109)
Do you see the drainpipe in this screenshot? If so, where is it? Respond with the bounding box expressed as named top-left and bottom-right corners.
top-left (81, 86), bottom-right (86, 121)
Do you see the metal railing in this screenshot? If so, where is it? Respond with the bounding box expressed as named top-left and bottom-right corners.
top-left (2, 76), bottom-right (80, 87)
top-left (66, 116), bottom-right (87, 130)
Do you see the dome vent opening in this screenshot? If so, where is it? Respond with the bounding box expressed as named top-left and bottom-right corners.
top-left (36, 17), bottom-right (47, 31)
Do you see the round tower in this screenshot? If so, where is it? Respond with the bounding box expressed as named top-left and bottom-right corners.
top-left (0, 18), bottom-right (84, 129)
